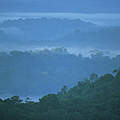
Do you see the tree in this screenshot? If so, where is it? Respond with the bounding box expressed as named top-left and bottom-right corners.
top-left (113, 66), bottom-right (120, 79)
top-left (59, 85), bottom-right (68, 95)
top-left (0, 98), bottom-right (3, 102)
top-left (4, 96), bottom-right (23, 104)
top-left (10, 96), bottom-right (23, 104)
top-left (52, 47), bottom-right (68, 54)
top-left (77, 79), bottom-right (90, 88)
top-left (90, 73), bottom-right (98, 88)
top-left (39, 94), bottom-right (60, 110)
top-left (90, 73), bottom-right (98, 82)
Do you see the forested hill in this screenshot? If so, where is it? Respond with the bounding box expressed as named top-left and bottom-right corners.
top-left (0, 18), bottom-right (95, 44)
top-left (0, 18), bottom-right (120, 50)
top-left (0, 69), bottom-right (120, 120)
top-left (0, 48), bottom-right (120, 96)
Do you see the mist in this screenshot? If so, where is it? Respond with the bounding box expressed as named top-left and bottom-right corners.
top-left (0, 1), bottom-right (120, 119)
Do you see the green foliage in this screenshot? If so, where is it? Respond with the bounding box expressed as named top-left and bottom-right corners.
top-left (0, 69), bottom-right (120, 120)
top-left (58, 85), bottom-right (68, 96)
top-left (10, 96), bottom-right (23, 104)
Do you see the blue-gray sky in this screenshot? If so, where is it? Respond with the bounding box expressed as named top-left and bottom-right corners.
top-left (0, 0), bottom-right (120, 13)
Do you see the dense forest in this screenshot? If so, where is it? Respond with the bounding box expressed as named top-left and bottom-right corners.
top-left (0, 0), bottom-right (120, 120)
top-left (0, 68), bottom-right (120, 120)
top-left (0, 48), bottom-right (120, 96)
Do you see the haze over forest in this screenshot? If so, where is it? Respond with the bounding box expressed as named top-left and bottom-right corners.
top-left (0, 15), bottom-right (120, 98)
top-left (0, 1), bottom-right (120, 120)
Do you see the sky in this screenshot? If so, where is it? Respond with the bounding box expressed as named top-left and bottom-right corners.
top-left (0, 0), bottom-right (120, 13)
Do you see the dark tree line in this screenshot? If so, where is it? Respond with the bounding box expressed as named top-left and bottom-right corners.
top-left (0, 68), bottom-right (120, 120)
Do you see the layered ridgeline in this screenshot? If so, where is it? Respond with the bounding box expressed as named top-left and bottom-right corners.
top-left (0, 18), bottom-right (120, 50)
top-left (0, 48), bottom-right (120, 96)
top-left (0, 68), bottom-right (120, 120)
top-left (0, 18), bottom-right (95, 44)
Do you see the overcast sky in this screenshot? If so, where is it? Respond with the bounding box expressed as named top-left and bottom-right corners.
top-left (0, 0), bottom-right (120, 13)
